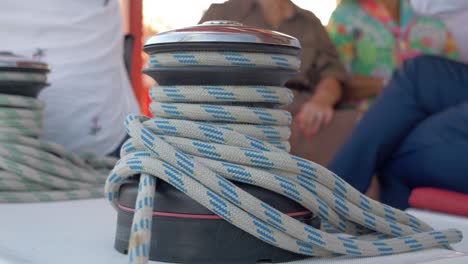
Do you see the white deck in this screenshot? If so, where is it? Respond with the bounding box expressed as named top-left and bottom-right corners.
top-left (0, 199), bottom-right (467, 264)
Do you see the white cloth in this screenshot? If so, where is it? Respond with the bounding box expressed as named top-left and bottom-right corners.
top-left (0, 0), bottom-right (139, 155)
top-left (411, 0), bottom-right (468, 63)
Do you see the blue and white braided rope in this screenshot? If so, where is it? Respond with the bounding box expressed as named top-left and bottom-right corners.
top-left (148, 52), bottom-right (300, 69)
top-left (105, 52), bottom-right (463, 264)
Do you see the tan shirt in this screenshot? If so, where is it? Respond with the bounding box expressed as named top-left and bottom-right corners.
top-left (200, 0), bottom-right (348, 92)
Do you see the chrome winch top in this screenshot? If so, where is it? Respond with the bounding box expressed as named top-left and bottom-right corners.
top-left (144, 20), bottom-right (301, 54)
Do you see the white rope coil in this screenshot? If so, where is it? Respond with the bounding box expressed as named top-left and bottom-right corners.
top-left (148, 52), bottom-right (301, 69)
top-left (0, 94), bottom-right (115, 203)
top-left (105, 52), bottom-right (463, 264)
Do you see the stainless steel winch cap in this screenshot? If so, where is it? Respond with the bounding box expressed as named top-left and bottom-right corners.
top-left (144, 20), bottom-right (301, 54)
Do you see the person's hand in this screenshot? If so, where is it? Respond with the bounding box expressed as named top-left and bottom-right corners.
top-left (296, 97), bottom-right (334, 138)
top-left (294, 76), bottom-right (341, 137)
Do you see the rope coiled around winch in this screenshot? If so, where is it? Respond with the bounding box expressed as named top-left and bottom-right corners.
top-left (104, 52), bottom-right (463, 264)
top-left (0, 93), bottom-right (114, 203)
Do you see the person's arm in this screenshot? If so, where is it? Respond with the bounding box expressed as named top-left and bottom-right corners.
top-left (297, 77), bottom-right (342, 137)
top-left (345, 74), bottom-right (385, 100)
top-left (296, 7), bottom-right (349, 137)
top-left (313, 77), bottom-right (343, 107)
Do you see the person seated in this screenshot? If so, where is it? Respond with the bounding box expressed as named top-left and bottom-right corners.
top-left (328, 55), bottom-right (468, 209)
top-left (200, 0), bottom-right (348, 138)
top-left (411, 0), bottom-right (468, 64)
top-left (328, 0), bottom-right (459, 111)
top-left (0, 0), bottom-right (139, 157)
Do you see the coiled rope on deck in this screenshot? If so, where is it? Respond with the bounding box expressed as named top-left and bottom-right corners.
top-left (105, 52), bottom-right (463, 264)
top-left (0, 93), bottom-right (114, 203)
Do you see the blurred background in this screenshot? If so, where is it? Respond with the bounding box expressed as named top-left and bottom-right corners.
top-left (142, 0), bottom-right (337, 35)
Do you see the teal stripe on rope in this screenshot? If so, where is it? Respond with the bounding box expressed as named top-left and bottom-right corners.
top-left (0, 94), bottom-right (115, 203)
top-left (105, 52), bottom-right (463, 264)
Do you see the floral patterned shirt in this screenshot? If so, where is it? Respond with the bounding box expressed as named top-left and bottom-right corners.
top-left (328, 0), bottom-right (458, 109)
